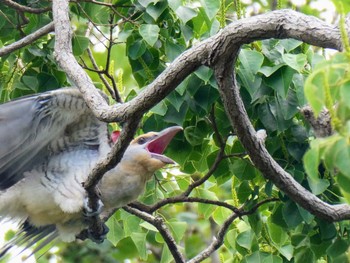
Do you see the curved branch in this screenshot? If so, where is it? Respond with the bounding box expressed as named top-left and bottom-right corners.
top-left (2, 0), bottom-right (51, 14)
top-left (52, 9), bottom-right (343, 123)
top-left (213, 49), bottom-right (350, 221)
top-left (0, 22), bottom-right (54, 57)
top-left (52, 1), bottom-right (350, 230)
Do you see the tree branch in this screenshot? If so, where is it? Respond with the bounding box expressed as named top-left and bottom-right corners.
top-left (0, 22), bottom-right (54, 57)
top-left (51, 2), bottom-right (350, 245)
top-left (213, 47), bottom-right (350, 221)
top-left (123, 206), bottom-right (186, 263)
top-left (63, 9), bottom-right (341, 123)
top-left (187, 198), bottom-right (277, 263)
top-left (130, 196), bottom-right (241, 214)
top-left (2, 0), bottom-right (51, 14)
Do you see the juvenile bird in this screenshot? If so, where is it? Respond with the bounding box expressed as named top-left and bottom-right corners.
top-left (0, 88), bottom-right (182, 256)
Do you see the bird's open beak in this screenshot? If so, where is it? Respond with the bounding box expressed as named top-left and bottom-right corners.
top-left (146, 126), bottom-right (182, 164)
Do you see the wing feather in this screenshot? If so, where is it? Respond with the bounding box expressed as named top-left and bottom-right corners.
top-left (0, 88), bottom-right (109, 189)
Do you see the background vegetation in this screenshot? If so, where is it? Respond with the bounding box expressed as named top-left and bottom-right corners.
top-left (1, 0), bottom-right (350, 262)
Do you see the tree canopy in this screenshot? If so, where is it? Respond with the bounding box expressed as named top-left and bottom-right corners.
top-left (1, 0), bottom-right (350, 262)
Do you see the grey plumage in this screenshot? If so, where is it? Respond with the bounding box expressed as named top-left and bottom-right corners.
top-left (0, 88), bottom-right (110, 256)
top-left (0, 88), bottom-right (182, 258)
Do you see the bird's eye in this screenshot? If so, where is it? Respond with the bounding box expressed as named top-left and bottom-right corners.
top-left (138, 137), bottom-right (146, 144)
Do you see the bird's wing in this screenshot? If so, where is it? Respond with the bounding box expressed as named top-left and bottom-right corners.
top-left (0, 221), bottom-right (58, 260)
top-left (0, 88), bottom-right (109, 189)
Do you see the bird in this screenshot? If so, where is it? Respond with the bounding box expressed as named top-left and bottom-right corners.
top-left (0, 88), bottom-right (182, 257)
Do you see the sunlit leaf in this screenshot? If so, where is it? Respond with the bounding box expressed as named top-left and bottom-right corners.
top-left (139, 24), bottom-right (160, 46)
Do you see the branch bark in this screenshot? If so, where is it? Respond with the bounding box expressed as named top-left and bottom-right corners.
top-left (50, 2), bottom-right (350, 257)
top-left (52, 9), bottom-right (342, 123)
top-left (213, 49), bottom-right (350, 221)
top-left (2, 0), bottom-right (51, 14)
top-left (0, 22), bottom-right (54, 57)
top-left (123, 206), bottom-right (186, 263)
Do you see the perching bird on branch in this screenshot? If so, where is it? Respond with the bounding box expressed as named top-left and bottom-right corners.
top-left (0, 88), bottom-right (182, 257)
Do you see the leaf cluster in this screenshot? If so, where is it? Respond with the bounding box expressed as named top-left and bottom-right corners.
top-left (1, 1), bottom-right (350, 263)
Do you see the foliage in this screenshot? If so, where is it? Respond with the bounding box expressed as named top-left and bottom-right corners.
top-left (1, 0), bottom-right (349, 263)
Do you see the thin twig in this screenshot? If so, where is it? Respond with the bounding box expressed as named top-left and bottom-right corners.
top-left (187, 198), bottom-right (278, 263)
top-left (2, 0), bottom-right (51, 14)
top-left (123, 206), bottom-right (186, 263)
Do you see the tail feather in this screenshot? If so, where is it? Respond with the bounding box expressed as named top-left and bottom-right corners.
top-left (0, 221), bottom-right (58, 260)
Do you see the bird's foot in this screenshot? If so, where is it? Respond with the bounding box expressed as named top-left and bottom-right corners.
top-left (83, 197), bottom-right (104, 217)
top-left (87, 223), bottom-right (109, 243)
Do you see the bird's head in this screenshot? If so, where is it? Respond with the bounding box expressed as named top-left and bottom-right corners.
top-left (112, 126), bottom-right (182, 175)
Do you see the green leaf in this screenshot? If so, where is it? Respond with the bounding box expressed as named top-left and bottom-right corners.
top-left (326, 238), bottom-right (349, 260)
top-left (130, 232), bottom-right (147, 260)
top-left (196, 188), bottom-right (218, 218)
top-left (160, 244), bottom-right (173, 263)
top-left (128, 39), bottom-right (147, 60)
top-left (168, 220), bottom-right (187, 243)
top-left (262, 254), bottom-right (283, 263)
top-left (298, 205), bottom-right (315, 224)
top-left (259, 64), bottom-right (284, 77)
top-left (151, 100), bottom-right (168, 116)
top-left (230, 159), bottom-right (257, 181)
top-left (146, 1), bottom-right (167, 21)
top-left (294, 248), bottom-right (315, 263)
top-left (123, 213), bottom-right (142, 236)
top-left (22, 75), bottom-right (39, 90)
top-left (267, 222), bottom-right (288, 245)
top-left (318, 219), bottom-right (337, 240)
top-left (184, 125), bottom-right (207, 146)
top-left (212, 206), bottom-right (232, 225)
top-left (165, 41), bottom-right (185, 61)
top-left (265, 66), bottom-right (295, 98)
top-left (278, 245), bottom-right (294, 261)
top-left (337, 173), bottom-right (350, 203)
top-left (140, 221), bottom-right (158, 232)
top-left (307, 177), bottom-right (329, 195)
top-left (282, 53), bottom-right (307, 72)
top-left (239, 49), bottom-right (264, 76)
top-left (200, 0), bottom-right (220, 20)
top-left (37, 72), bottom-right (59, 91)
top-left (279, 39), bottom-right (303, 52)
top-left (106, 217), bottom-right (124, 246)
top-left (175, 6), bottom-right (197, 24)
top-left (72, 35), bottom-right (89, 56)
top-left (303, 147), bottom-right (320, 181)
top-left (282, 201), bottom-right (303, 228)
top-left (137, 0), bottom-right (154, 8)
top-left (139, 24), bottom-right (160, 46)
top-left (237, 181), bottom-right (252, 203)
top-left (236, 230), bottom-right (255, 250)
top-left (332, 0), bottom-right (350, 13)
top-left (325, 138), bottom-right (350, 177)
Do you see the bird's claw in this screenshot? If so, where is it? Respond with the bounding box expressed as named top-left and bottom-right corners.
top-left (83, 197), bottom-right (104, 217)
top-left (88, 223), bottom-right (109, 243)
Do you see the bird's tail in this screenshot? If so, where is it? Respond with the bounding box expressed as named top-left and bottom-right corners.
top-left (0, 220), bottom-right (58, 261)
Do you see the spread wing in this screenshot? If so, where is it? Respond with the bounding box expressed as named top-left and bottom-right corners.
top-left (0, 88), bottom-right (109, 189)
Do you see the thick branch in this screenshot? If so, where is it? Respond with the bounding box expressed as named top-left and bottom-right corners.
top-left (52, 0), bottom-right (113, 120)
top-left (0, 22), bottom-right (54, 57)
top-left (52, 9), bottom-right (342, 123)
top-left (51, 4), bottom-right (350, 239)
top-left (213, 52), bottom-right (350, 221)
